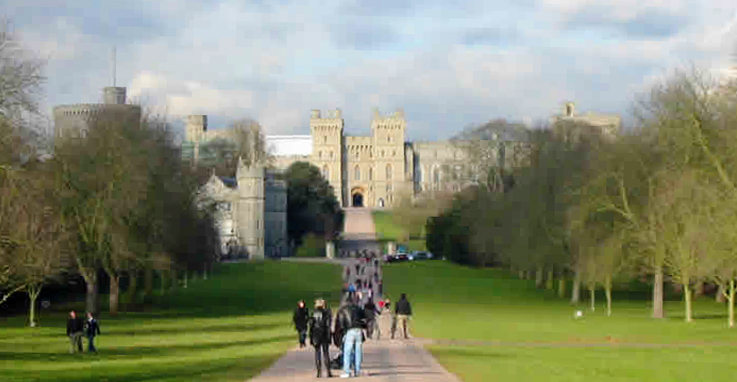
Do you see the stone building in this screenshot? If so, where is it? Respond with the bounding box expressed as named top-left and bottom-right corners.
top-left (197, 157), bottom-right (287, 261)
top-left (53, 87), bottom-right (142, 138)
top-left (551, 102), bottom-right (621, 140)
top-left (184, 103), bottom-right (620, 209)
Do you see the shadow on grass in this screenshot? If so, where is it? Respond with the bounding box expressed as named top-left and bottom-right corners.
top-left (430, 346), bottom-right (512, 359)
top-left (0, 333), bottom-right (293, 362)
top-left (6, 352), bottom-right (281, 382)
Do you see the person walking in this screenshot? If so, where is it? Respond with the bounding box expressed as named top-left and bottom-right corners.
top-left (392, 293), bottom-right (412, 339)
top-left (293, 300), bottom-right (309, 348)
top-left (66, 310), bottom-right (84, 354)
top-left (364, 298), bottom-right (380, 340)
top-left (337, 297), bottom-right (366, 378)
top-left (85, 312), bottom-right (101, 352)
top-left (309, 298), bottom-right (333, 378)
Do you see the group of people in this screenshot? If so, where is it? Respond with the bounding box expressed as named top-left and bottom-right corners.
top-left (66, 310), bottom-right (101, 353)
top-left (292, 257), bottom-right (413, 379)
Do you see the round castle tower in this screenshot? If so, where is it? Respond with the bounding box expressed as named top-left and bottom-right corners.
top-left (53, 87), bottom-right (141, 139)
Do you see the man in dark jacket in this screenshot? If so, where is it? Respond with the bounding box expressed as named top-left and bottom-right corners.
top-left (293, 300), bottom-right (309, 348)
top-left (308, 298), bottom-right (332, 378)
top-left (85, 312), bottom-right (101, 352)
top-left (337, 298), bottom-right (366, 378)
top-left (364, 298), bottom-right (380, 339)
top-left (66, 310), bottom-right (84, 354)
top-left (392, 293), bottom-right (412, 340)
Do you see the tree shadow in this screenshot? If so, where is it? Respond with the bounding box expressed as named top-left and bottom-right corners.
top-left (0, 333), bottom-right (293, 362)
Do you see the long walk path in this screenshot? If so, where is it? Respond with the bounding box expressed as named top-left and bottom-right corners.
top-left (247, 208), bottom-right (462, 381)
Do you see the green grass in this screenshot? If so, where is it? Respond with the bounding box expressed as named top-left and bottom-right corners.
top-left (384, 261), bottom-right (737, 382)
top-left (372, 211), bottom-right (427, 251)
top-left (0, 261), bottom-right (342, 382)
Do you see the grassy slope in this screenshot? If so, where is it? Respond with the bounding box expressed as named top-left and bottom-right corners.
top-left (0, 261), bottom-right (341, 382)
top-left (384, 261), bottom-right (737, 382)
top-left (372, 211), bottom-right (426, 251)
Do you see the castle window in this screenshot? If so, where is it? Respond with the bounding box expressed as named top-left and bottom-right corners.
top-left (322, 165), bottom-right (330, 180)
top-left (386, 164), bottom-right (393, 180)
top-left (330, 151), bottom-right (334, 159)
top-left (318, 151), bottom-right (322, 159)
top-left (433, 167), bottom-right (441, 183)
top-left (324, 135), bottom-right (327, 143)
top-left (355, 150), bottom-right (360, 159)
top-left (386, 184), bottom-right (393, 193)
top-left (368, 167), bottom-right (373, 181)
top-left (354, 166), bottom-right (361, 181)
top-left (392, 150), bottom-right (396, 157)
top-left (381, 150), bottom-right (385, 157)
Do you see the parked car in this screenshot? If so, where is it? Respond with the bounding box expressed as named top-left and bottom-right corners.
top-left (408, 251), bottom-right (434, 261)
top-left (384, 253), bottom-right (409, 263)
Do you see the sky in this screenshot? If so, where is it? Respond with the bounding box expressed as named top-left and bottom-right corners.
top-left (3, 0), bottom-right (737, 141)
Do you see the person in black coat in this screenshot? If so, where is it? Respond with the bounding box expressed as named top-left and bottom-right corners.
top-left (85, 312), bottom-right (101, 352)
top-left (309, 298), bottom-right (333, 378)
top-left (293, 300), bottom-right (309, 348)
top-left (66, 310), bottom-right (84, 354)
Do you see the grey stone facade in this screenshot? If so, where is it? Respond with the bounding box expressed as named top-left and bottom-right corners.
top-left (53, 87), bottom-right (141, 139)
top-left (197, 158), bottom-right (288, 261)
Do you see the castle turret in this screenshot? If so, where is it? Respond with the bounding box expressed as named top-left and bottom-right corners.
top-left (235, 157), bottom-right (266, 260)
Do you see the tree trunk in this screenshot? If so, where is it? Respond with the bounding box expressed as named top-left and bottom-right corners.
top-left (27, 284), bottom-right (42, 328)
top-left (717, 284), bottom-right (726, 303)
top-left (535, 266), bottom-right (545, 288)
top-left (518, 270), bottom-right (524, 279)
top-left (605, 278), bottom-right (612, 317)
top-left (589, 287), bottom-right (596, 311)
top-left (170, 268), bottom-right (178, 291)
top-left (694, 281), bottom-right (704, 300)
top-left (84, 271), bottom-right (99, 316)
top-left (203, 267), bottom-right (208, 280)
top-left (683, 283), bottom-right (693, 323)
top-left (184, 270), bottom-right (188, 289)
top-left (570, 270), bottom-right (581, 305)
top-left (652, 266), bottom-right (664, 319)
top-left (144, 265), bottom-right (154, 303)
top-left (125, 270), bottom-right (138, 306)
top-left (109, 275), bottom-right (120, 316)
top-left (160, 270), bottom-right (168, 295)
top-left (728, 279), bottom-right (735, 329)
top-left (546, 269), bottom-right (554, 290)
top-left (558, 278), bottom-right (566, 298)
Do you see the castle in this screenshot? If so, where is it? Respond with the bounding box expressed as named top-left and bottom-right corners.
top-left (53, 87), bottom-right (142, 138)
top-left (185, 103), bottom-right (621, 209)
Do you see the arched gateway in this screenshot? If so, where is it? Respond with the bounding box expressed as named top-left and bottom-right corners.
top-left (351, 187), bottom-right (365, 207)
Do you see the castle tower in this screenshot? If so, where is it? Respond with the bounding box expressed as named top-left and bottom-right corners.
top-left (103, 87), bottom-right (127, 105)
top-left (371, 108), bottom-right (406, 207)
top-left (185, 115), bottom-right (208, 164)
top-left (310, 109), bottom-right (344, 206)
top-left (236, 157), bottom-right (266, 260)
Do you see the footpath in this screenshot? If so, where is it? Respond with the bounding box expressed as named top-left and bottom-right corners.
top-left (247, 209), bottom-right (462, 381)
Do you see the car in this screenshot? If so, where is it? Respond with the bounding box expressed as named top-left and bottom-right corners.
top-left (384, 253), bottom-right (409, 263)
top-left (409, 251), bottom-right (434, 260)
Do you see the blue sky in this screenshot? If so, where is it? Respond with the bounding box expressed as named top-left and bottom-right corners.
top-left (3, 0), bottom-right (736, 140)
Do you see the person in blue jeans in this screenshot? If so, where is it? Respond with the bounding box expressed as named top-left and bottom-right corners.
top-left (336, 298), bottom-right (366, 378)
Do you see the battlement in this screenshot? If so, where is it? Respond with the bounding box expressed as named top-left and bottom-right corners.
top-left (371, 108), bottom-right (405, 120)
top-left (310, 109), bottom-right (343, 121)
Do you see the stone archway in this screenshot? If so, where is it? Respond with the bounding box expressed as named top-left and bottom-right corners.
top-left (352, 193), bottom-right (363, 207)
top-left (351, 187), bottom-right (365, 207)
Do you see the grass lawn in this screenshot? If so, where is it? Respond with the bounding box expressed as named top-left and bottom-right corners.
top-left (384, 260), bottom-right (737, 382)
top-left (0, 261), bottom-right (342, 382)
top-left (372, 211), bottom-right (426, 252)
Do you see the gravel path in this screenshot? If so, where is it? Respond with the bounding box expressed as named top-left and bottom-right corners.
top-left (247, 209), bottom-right (462, 381)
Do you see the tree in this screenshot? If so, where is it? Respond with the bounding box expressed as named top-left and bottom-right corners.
top-left (195, 118), bottom-right (270, 179)
top-left (283, 162), bottom-right (343, 248)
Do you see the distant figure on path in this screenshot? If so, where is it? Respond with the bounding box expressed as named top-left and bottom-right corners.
top-left (347, 282), bottom-right (356, 301)
top-left (293, 300), bottom-right (309, 348)
top-left (392, 293), bottom-right (412, 340)
top-left (85, 312), bottom-right (101, 352)
top-left (337, 296), bottom-right (367, 378)
top-left (66, 310), bottom-right (84, 354)
top-left (309, 298), bottom-right (333, 378)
